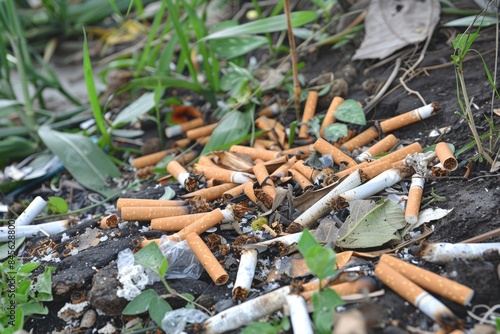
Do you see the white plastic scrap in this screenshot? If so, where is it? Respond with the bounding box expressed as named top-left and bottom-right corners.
top-left (161, 308), bottom-right (209, 334)
top-left (116, 248), bottom-right (159, 301)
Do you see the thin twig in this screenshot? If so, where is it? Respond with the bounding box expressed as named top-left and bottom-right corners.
top-left (283, 0), bottom-right (301, 121)
top-left (363, 58), bottom-right (402, 113)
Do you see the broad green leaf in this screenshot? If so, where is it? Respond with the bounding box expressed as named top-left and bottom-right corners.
top-left (122, 289), bottom-right (158, 315)
top-left (334, 99), bottom-right (366, 125)
top-left (38, 125), bottom-right (121, 197)
top-left (200, 110), bottom-right (252, 156)
top-left (444, 16), bottom-right (497, 27)
top-left (211, 36), bottom-right (268, 59)
top-left (47, 197), bottom-right (68, 214)
top-left (110, 129), bottom-right (145, 138)
top-left (203, 11), bottom-right (318, 40)
top-left (312, 289), bottom-right (344, 334)
top-left (0, 237), bottom-right (25, 261)
top-left (18, 302), bottom-right (48, 317)
top-left (18, 262), bottom-right (39, 274)
top-left (134, 242), bottom-right (168, 276)
top-left (452, 32), bottom-right (479, 53)
top-left (335, 199), bottom-right (406, 249)
top-left (242, 321), bottom-right (281, 334)
top-left (14, 307), bottom-right (23, 330)
top-left (149, 295), bottom-right (172, 327)
top-left (324, 123), bottom-right (348, 142)
top-left (160, 187), bottom-right (176, 200)
top-left (112, 92), bottom-right (156, 127)
top-left (298, 229), bottom-right (336, 280)
top-left (117, 76), bottom-right (208, 95)
top-left (0, 136), bottom-right (38, 162)
top-left (34, 266), bottom-right (55, 302)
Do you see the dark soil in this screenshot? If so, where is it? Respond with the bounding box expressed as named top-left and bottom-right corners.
top-left (4, 2), bottom-right (500, 334)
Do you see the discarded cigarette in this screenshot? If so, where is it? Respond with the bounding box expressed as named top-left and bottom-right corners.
top-left (435, 142), bottom-right (457, 171)
top-left (186, 122), bottom-right (218, 140)
top-left (165, 118), bottom-right (204, 138)
top-left (229, 145), bottom-right (282, 161)
top-left (180, 183), bottom-right (239, 201)
top-left (374, 261), bottom-right (461, 331)
top-left (233, 248), bottom-right (258, 300)
top-left (281, 144), bottom-right (313, 156)
top-left (200, 285), bottom-right (291, 334)
top-left (420, 242), bottom-right (500, 264)
top-left (121, 206), bottom-right (189, 221)
top-left (299, 91), bottom-right (318, 138)
top-left (241, 232), bottom-right (303, 253)
top-left (320, 96), bottom-right (344, 137)
top-left (405, 174), bottom-right (425, 226)
top-left (15, 196), bottom-right (47, 226)
top-left (289, 169), bottom-right (314, 191)
top-left (379, 103), bottom-right (438, 133)
top-left (186, 232), bottom-right (228, 285)
top-left (302, 276), bottom-right (377, 299)
top-left (342, 126), bottom-right (379, 153)
top-left (270, 156), bottom-right (297, 179)
top-left (243, 181), bottom-right (259, 204)
top-left (116, 198), bottom-right (186, 211)
top-left (292, 170), bottom-right (362, 229)
top-left (313, 138), bottom-right (357, 168)
top-left (334, 161), bottom-right (370, 179)
top-left (0, 220), bottom-right (70, 242)
top-left (223, 183), bottom-right (246, 199)
top-left (131, 149), bottom-right (178, 169)
top-left (292, 160), bottom-right (320, 181)
top-left (379, 254), bottom-right (474, 306)
top-left (253, 139), bottom-right (280, 151)
top-left (194, 164), bottom-right (254, 184)
top-left (285, 294), bottom-right (314, 334)
top-left (356, 134), bottom-right (398, 162)
top-left (99, 214), bottom-right (119, 229)
top-left (150, 212), bottom-right (210, 231)
top-left (374, 142), bottom-right (423, 164)
top-left (173, 138), bottom-right (192, 148)
top-left (199, 136), bottom-right (211, 146)
top-left (174, 151), bottom-right (198, 165)
top-left (253, 163), bottom-right (276, 200)
top-left (257, 102), bottom-right (281, 117)
top-left (169, 208), bottom-right (232, 241)
top-left (140, 237), bottom-right (163, 248)
top-left (255, 116), bottom-right (286, 146)
top-left (166, 160), bottom-right (191, 188)
top-left (359, 159), bottom-right (403, 180)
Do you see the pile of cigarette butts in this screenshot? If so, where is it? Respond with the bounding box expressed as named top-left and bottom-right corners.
top-left (112, 94), bottom-right (496, 333)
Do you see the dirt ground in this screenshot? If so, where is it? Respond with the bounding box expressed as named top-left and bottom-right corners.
top-left (4, 2), bottom-right (500, 334)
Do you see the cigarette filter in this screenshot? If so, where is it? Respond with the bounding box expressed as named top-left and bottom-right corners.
top-left (174, 151), bottom-right (198, 166)
top-left (313, 138), bottom-right (357, 168)
top-left (253, 163), bottom-right (276, 200)
top-left (15, 196), bottom-right (47, 226)
top-left (121, 206), bottom-right (189, 221)
top-left (223, 182), bottom-right (247, 199)
top-left (404, 174), bottom-right (425, 225)
top-left (379, 103), bottom-right (438, 133)
top-left (180, 183), bottom-right (239, 201)
top-left (116, 198), bottom-right (186, 211)
top-left (356, 134), bottom-right (398, 162)
top-left (289, 169), bottom-right (314, 191)
top-left (170, 208), bottom-right (226, 241)
top-left (99, 214), bottom-right (119, 229)
top-left (379, 254), bottom-right (474, 306)
top-left (285, 294), bottom-right (314, 334)
top-left (166, 160), bottom-right (190, 188)
top-left (299, 91), bottom-right (318, 138)
top-left (243, 181), bottom-right (259, 204)
top-left (342, 126), bottom-right (379, 153)
top-left (375, 261), bottom-right (461, 331)
top-left (173, 138), bottom-right (192, 149)
top-left (165, 118), bottom-right (204, 138)
top-left (257, 102), bottom-right (280, 117)
top-left (186, 122), bottom-right (218, 140)
top-left (292, 160), bottom-right (320, 181)
top-left (320, 96), bottom-right (344, 137)
top-left (420, 242), bottom-right (500, 264)
top-left (194, 164), bottom-right (254, 184)
top-left (132, 149), bottom-right (178, 169)
top-left (375, 142), bottom-right (423, 164)
top-left (229, 145), bottom-right (282, 161)
top-left (339, 168), bottom-right (405, 202)
top-left (233, 248), bottom-right (258, 300)
top-left (255, 116), bottom-right (286, 146)
top-left (150, 212), bottom-right (210, 231)
top-left (281, 144), bottom-right (313, 156)
top-left (186, 232), bottom-right (228, 285)
top-left (270, 156), bottom-right (297, 179)
top-left (435, 142), bottom-right (458, 171)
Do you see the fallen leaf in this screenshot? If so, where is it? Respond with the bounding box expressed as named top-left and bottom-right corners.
top-left (413, 207), bottom-right (453, 229)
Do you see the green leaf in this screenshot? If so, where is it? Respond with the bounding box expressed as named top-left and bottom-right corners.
top-left (0, 237), bottom-right (25, 261)
top-left (312, 289), bottom-right (344, 334)
top-left (242, 321), bottom-right (281, 334)
top-left (200, 110), bottom-right (253, 156)
top-left (38, 125), bottom-right (121, 198)
top-left (159, 187), bottom-right (176, 200)
top-left (134, 242), bottom-right (168, 276)
top-left (18, 262), bottom-right (39, 274)
top-left (18, 302), bottom-right (48, 317)
top-left (324, 123), bottom-right (348, 142)
top-left (34, 266), bottom-right (55, 302)
top-left (14, 307), bottom-right (23, 330)
top-left (444, 15), bottom-right (498, 27)
top-left (47, 197), bottom-right (68, 214)
top-left (298, 229), bottom-right (336, 280)
top-left (112, 92), bottom-right (156, 127)
top-left (122, 289), bottom-right (158, 315)
top-left (203, 11), bottom-right (318, 40)
top-left (211, 36), bottom-right (268, 59)
top-left (334, 99), bottom-right (366, 125)
top-left (148, 295), bottom-right (172, 327)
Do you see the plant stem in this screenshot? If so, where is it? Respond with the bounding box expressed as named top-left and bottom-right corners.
top-left (159, 275), bottom-right (212, 315)
top-left (283, 0), bottom-right (301, 120)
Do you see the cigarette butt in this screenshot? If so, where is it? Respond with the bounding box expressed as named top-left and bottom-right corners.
top-left (173, 138), bottom-right (192, 148)
top-left (257, 102), bottom-right (281, 117)
top-left (229, 145), bottom-right (282, 161)
top-left (374, 142), bottom-right (423, 164)
top-left (357, 134), bottom-right (398, 162)
top-left (194, 164), bottom-right (254, 183)
top-left (199, 136), bottom-right (211, 146)
top-left (320, 96), bottom-right (344, 137)
top-left (181, 183), bottom-right (239, 201)
top-left (380, 103), bottom-right (438, 133)
top-left (165, 118), bottom-right (204, 138)
top-left (379, 254), bottom-right (474, 306)
top-left (341, 126), bottom-right (380, 153)
top-left (285, 294), bottom-right (314, 334)
top-left (186, 232), bottom-right (228, 285)
top-left (313, 138), bottom-right (357, 168)
top-left (186, 123), bottom-right (218, 140)
top-left (289, 169), bottom-right (314, 191)
top-left (116, 198), bottom-right (186, 211)
top-left (375, 261), bottom-right (461, 331)
top-left (223, 183), bottom-right (247, 199)
top-left (150, 212), bottom-right (210, 231)
top-left (243, 181), bottom-right (259, 204)
top-left (132, 149), bottom-right (178, 169)
top-left (299, 91), bottom-right (318, 138)
top-left (140, 238), bottom-right (160, 248)
top-left (405, 174), bottom-right (425, 225)
top-left (292, 160), bottom-right (320, 181)
top-left (419, 242), bottom-right (500, 263)
top-left (301, 276), bottom-right (377, 299)
top-left (252, 141), bottom-right (266, 150)
top-left (255, 116), bottom-right (286, 146)
top-left (166, 160), bottom-right (190, 187)
top-left (233, 248), bottom-right (258, 300)
top-left (99, 214), bottom-right (119, 229)
top-left (281, 145), bottom-right (313, 156)
top-left (334, 161), bottom-right (370, 179)
top-left (253, 139), bottom-right (280, 151)
top-left (170, 208), bottom-right (225, 241)
top-left (435, 142), bottom-right (457, 171)
top-left (340, 168), bottom-right (406, 202)
top-left (174, 151), bottom-right (198, 165)
top-left (359, 159), bottom-right (397, 180)
top-left (270, 156), bottom-right (297, 179)
top-left (121, 206), bottom-right (189, 221)
top-left (253, 163), bottom-right (276, 200)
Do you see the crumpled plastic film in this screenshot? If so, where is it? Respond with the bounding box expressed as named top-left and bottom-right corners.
top-left (159, 236), bottom-right (204, 279)
top-left (162, 308), bottom-right (209, 334)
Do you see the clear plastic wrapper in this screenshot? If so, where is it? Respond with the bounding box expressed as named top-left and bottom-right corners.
top-left (159, 236), bottom-right (203, 279)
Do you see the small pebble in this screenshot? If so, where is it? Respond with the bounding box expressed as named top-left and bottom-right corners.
top-left (80, 309), bottom-right (97, 328)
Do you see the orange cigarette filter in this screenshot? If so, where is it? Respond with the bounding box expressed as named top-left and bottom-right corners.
top-left (357, 134), bottom-right (398, 162)
top-left (170, 208), bottom-right (225, 241)
top-left (132, 149), bottom-right (178, 169)
top-left (359, 160), bottom-right (399, 180)
top-left (186, 123), bottom-right (218, 140)
top-left (435, 142), bottom-right (458, 171)
top-left (380, 255), bottom-right (474, 306)
top-left (198, 136), bottom-right (211, 146)
top-left (255, 116), bottom-right (286, 146)
top-left (140, 238), bottom-right (161, 248)
top-left (313, 138), bottom-right (357, 168)
top-left (292, 160), bottom-right (320, 181)
top-left (320, 96), bottom-right (344, 137)
top-left (165, 118), bottom-right (204, 138)
top-left (197, 155), bottom-right (217, 166)
top-left (173, 138), bottom-right (192, 149)
top-left (181, 183), bottom-right (239, 201)
top-left (379, 103), bottom-right (438, 134)
top-left (186, 232), bottom-right (229, 285)
top-left (299, 91), bottom-right (318, 138)
top-left (116, 198), bottom-right (186, 211)
top-left (100, 214), bottom-right (119, 229)
top-left (302, 276), bottom-right (377, 300)
top-left (270, 156), bottom-right (297, 179)
top-left (257, 101), bottom-right (281, 117)
top-left (253, 139), bottom-right (281, 151)
top-left (194, 164), bottom-right (252, 183)
top-left (281, 145), bottom-right (313, 156)
top-left (253, 163), bottom-right (276, 199)
top-left (341, 126), bottom-right (379, 153)
top-left (167, 160), bottom-right (189, 180)
top-left (405, 174), bottom-right (425, 225)
top-left (229, 145), bottom-right (282, 161)
top-left (334, 161), bottom-right (370, 179)
top-left (374, 142), bottom-right (423, 164)
top-left (121, 206), bottom-right (189, 221)
top-left (150, 212), bottom-right (210, 231)
top-left (289, 169), bottom-right (313, 191)
top-left (223, 182), bottom-right (247, 199)
top-left (174, 151), bottom-right (198, 165)
top-left (243, 181), bottom-right (259, 204)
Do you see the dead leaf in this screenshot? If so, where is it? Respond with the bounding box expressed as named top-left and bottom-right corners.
top-left (212, 151), bottom-right (255, 171)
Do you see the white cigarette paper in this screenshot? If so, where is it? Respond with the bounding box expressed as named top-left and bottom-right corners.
top-left (240, 232), bottom-right (303, 254)
top-left (421, 243), bottom-right (500, 264)
top-left (232, 248), bottom-right (258, 300)
top-left (339, 168), bottom-right (404, 202)
top-left (285, 294), bottom-right (314, 334)
top-left (15, 196), bottom-right (47, 226)
top-left (177, 172), bottom-right (190, 189)
top-left (0, 220), bottom-right (70, 242)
